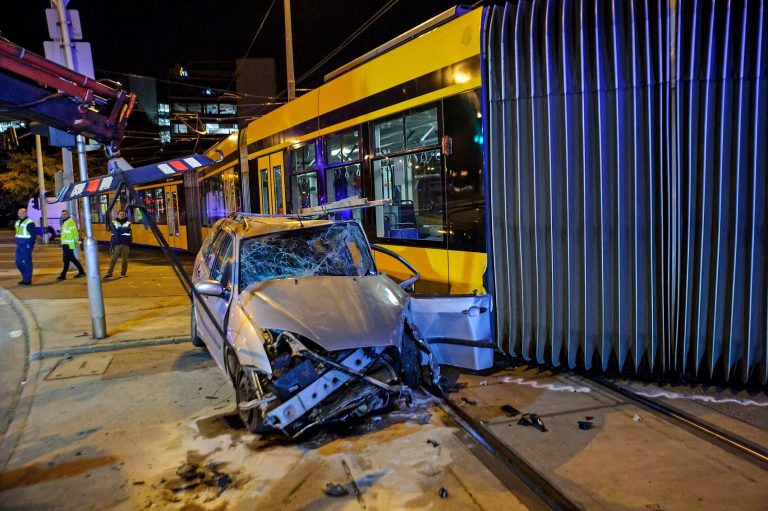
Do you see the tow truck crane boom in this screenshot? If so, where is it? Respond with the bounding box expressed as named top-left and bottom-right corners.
top-left (0, 37), bottom-right (136, 153)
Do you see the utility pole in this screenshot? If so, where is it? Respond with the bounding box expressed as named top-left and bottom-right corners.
top-left (284, 0), bottom-right (296, 101)
top-left (34, 135), bottom-right (49, 244)
top-left (51, 0), bottom-right (106, 339)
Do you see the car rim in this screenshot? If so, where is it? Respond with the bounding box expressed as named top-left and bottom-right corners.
top-left (237, 373), bottom-right (256, 426)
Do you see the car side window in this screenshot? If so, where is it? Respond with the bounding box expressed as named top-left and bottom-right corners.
top-left (205, 230), bottom-right (228, 271)
top-left (211, 235), bottom-right (233, 284)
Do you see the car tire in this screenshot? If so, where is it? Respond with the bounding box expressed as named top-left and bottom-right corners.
top-left (400, 328), bottom-right (422, 389)
top-left (235, 369), bottom-right (269, 434)
top-left (190, 306), bottom-right (205, 347)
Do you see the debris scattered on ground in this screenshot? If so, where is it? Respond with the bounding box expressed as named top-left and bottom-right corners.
top-left (461, 397), bottom-right (478, 406)
top-left (324, 483), bottom-right (349, 497)
top-left (132, 480), bottom-right (145, 485)
top-left (427, 438), bottom-right (440, 448)
top-left (176, 463), bottom-right (202, 481)
top-left (372, 416), bottom-right (382, 423)
top-left (633, 414), bottom-right (642, 422)
top-left (438, 487), bottom-right (449, 498)
top-left (501, 404), bottom-right (520, 417)
top-left (517, 413), bottom-right (547, 432)
top-left (578, 421), bottom-right (594, 430)
top-left (586, 415), bottom-right (594, 420)
top-left (479, 380), bottom-right (488, 386)
top-left (341, 459), bottom-right (364, 507)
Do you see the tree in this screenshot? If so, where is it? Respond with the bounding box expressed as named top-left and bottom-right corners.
top-left (0, 150), bottom-right (60, 219)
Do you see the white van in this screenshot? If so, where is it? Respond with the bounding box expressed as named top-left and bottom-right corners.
top-left (26, 196), bottom-right (69, 240)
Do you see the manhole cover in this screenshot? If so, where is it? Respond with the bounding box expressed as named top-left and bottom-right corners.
top-left (46, 354), bottom-right (113, 380)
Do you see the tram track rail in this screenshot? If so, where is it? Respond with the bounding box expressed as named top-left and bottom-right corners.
top-left (429, 373), bottom-right (768, 511)
top-left (586, 376), bottom-right (768, 468)
top-left (433, 388), bottom-right (582, 511)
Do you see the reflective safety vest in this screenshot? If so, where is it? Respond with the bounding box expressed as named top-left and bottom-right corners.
top-left (15, 218), bottom-right (33, 239)
top-left (60, 217), bottom-right (80, 249)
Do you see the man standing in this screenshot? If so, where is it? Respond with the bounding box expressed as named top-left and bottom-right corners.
top-left (14, 207), bottom-right (36, 286)
top-left (104, 209), bottom-right (131, 280)
top-left (56, 209), bottom-right (86, 281)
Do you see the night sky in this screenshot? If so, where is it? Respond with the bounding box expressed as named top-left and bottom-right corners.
top-left (2, 0), bottom-right (465, 93)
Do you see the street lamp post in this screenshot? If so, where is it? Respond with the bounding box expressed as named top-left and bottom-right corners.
top-left (51, 0), bottom-right (106, 339)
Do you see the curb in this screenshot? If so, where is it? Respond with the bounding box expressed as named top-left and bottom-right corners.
top-left (0, 287), bottom-right (43, 474)
top-left (30, 336), bottom-right (191, 361)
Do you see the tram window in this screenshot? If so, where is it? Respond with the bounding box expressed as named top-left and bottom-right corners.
top-left (290, 143), bottom-right (316, 171)
top-left (259, 169), bottom-right (269, 213)
top-left (326, 129), bottom-right (359, 165)
top-left (273, 166), bottom-right (284, 214)
top-left (326, 163), bottom-right (362, 222)
top-left (290, 172), bottom-right (318, 211)
top-left (374, 118), bottom-right (404, 155)
top-left (405, 108), bottom-right (438, 150)
top-left (374, 108), bottom-right (439, 155)
top-left (372, 149), bottom-right (444, 241)
top-left (154, 187), bottom-right (167, 225)
top-left (202, 175), bottom-right (226, 226)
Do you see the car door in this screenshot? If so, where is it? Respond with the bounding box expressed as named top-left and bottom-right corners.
top-left (195, 230), bottom-right (233, 370)
top-left (405, 293), bottom-right (494, 370)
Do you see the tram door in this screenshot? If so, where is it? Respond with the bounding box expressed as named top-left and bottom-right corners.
top-left (164, 184), bottom-right (187, 250)
top-left (257, 152), bottom-right (286, 214)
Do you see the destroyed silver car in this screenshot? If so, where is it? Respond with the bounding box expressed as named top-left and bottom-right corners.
top-left (191, 210), bottom-right (493, 437)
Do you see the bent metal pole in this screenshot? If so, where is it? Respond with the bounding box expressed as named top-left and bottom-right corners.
top-left (76, 134), bottom-right (106, 338)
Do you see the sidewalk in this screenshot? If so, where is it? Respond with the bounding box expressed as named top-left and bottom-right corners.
top-left (0, 241), bottom-right (193, 356)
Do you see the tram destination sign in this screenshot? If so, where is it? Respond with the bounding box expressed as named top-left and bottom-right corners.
top-left (55, 154), bottom-right (216, 202)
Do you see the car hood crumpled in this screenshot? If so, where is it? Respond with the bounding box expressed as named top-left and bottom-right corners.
top-left (239, 274), bottom-right (408, 351)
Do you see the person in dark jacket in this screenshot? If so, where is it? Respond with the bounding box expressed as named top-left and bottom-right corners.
top-left (104, 209), bottom-right (132, 280)
top-left (14, 207), bottom-right (37, 286)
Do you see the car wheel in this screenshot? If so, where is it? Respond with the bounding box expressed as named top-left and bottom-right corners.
top-left (190, 306), bottom-right (205, 347)
top-left (235, 369), bottom-right (268, 433)
top-left (400, 328), bottom-right (422, 389)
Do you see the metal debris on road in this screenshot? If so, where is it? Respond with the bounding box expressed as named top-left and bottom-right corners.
top-left (461, 397), bottom-right (478, 406)
top-left (501, 404), bottom-right (520, 417)
top-left (578, 421), bottom-right (594, 430)
top-left (176, 463), bottom-right (202, 481)
top-left (517, 413), bottom-right (547, 432)
top-left (341, 459), bottom-right (365, 507)
top-left (633, 414), bottom-right (642, 422)
top-left (324, 483), bottom-right (350, 497)
top-left (479, 380), bottom-right (488, 386)
top-left (438, 487), bottom-right (449, 498)
top-left (427, 438), bottom-right (440, 448)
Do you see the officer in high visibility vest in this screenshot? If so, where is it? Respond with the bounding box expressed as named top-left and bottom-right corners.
top-left (14, 207), bottom-right (37, 286)
top-left (56, 209), bottom-right (86, 281)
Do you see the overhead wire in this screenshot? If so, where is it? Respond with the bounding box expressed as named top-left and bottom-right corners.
top-left (225, 0), bottom-right (278, 93)
top-left (295, 0), bottom-right (400, 86)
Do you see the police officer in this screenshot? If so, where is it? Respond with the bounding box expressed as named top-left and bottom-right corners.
top-left (56, 209), bottom-right (86, 281)
top-left (14, 207), bottom-right (36, 286)
top-left (104, 209), bottom-right (132, 280)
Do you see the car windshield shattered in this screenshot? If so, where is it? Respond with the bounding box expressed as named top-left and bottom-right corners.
top-left (239, 222), bottom-right (376, 288)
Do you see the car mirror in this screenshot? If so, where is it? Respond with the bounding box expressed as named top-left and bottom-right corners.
top-left (195, 280), bottom-right (224, 297)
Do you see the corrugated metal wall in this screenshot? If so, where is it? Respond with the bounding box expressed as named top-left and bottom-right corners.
top-left (483, 0), bottom-right (767, 384)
